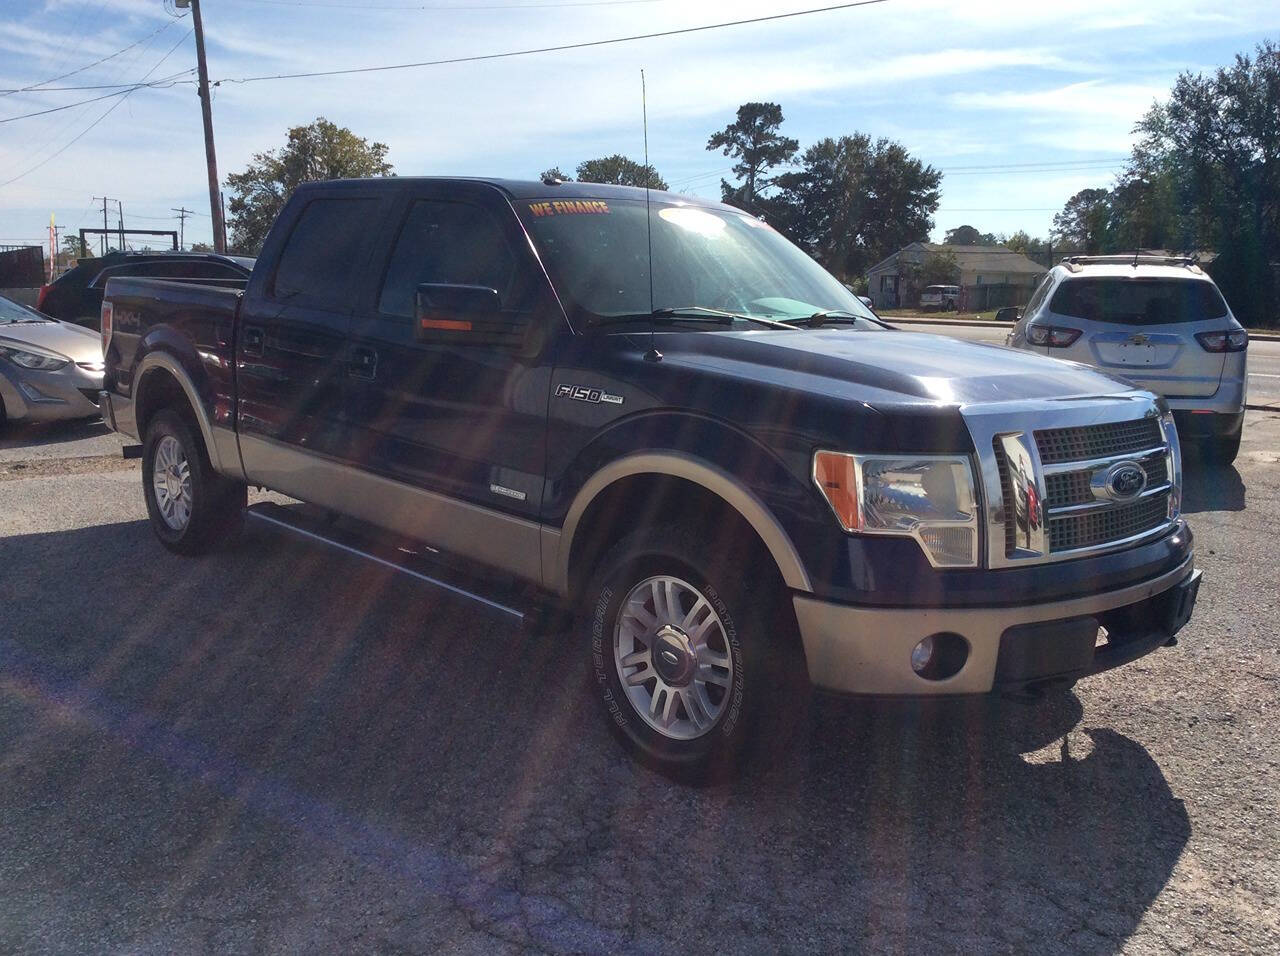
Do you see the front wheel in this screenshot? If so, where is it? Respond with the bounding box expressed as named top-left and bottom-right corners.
top-left (584, 525), bottom-right (799, 782)
top-left (142, 409), bottom-right (246, 555)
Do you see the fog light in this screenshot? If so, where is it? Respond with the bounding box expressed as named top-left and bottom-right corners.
top-left (910, 632), bottom-right (970, 680)
top-left (910, 636), bottom-right (935, 674)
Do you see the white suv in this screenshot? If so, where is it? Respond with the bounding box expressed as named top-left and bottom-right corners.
top-left (1007, 256), bottom-right (1247, 464)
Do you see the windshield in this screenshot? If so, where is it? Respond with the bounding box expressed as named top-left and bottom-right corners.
top-left (0, 295), bottom-right (47, 324)
top-left (1049, 277), bottom-right (1228, 325)
top-left (517, 197), bottom-right (881, 327)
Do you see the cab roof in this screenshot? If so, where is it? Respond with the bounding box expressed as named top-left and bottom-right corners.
top-left (300, 176), bottom-right (729, 208)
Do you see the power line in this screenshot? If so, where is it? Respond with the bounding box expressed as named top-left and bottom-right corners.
top-left (943, 164), bottom-right (1124, 177)
top-left (0, 68), bottom-right (194, 123)
top-left (0, 30), bottom-right (194, 188)
top-left (0, 18), bottom-right (181, 97)
top-left (940, 156), bottom-right (1129, 171)
top-left (209, 0), bottom-right (891, 86)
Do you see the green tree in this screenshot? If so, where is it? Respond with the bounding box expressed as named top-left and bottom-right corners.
top-left (574, 154), bottom-right (666, 189)
top-left (706, 102), bottom-right (799, 216)
top-left (1117, 40), bottom-right (1280, 324)
top-left (773, 134), bottom-right (941, 281)
top-left (539, 166), bottom-right (569, 182)
top-left (900, 249), bottom-right (959, 306)
top-left (225, 117), bottom-right (394, 254)
top-left (1004, 229), bottom-right (1034, 256)
top-left (943, 224), bottom-right (996, 246)
top-left (189, 241), bottom-right (215, 253)
top-left (61, 234), bottom-right (88, 259)
top-left (1052, 188), bottom-right (1112, 253)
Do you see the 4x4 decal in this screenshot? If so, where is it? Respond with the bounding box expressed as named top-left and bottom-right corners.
top-left (555, 384), bottom-right (624, 405)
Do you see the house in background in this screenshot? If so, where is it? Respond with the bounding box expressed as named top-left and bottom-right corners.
top-left (866, 242), bottom-right (1045, 310)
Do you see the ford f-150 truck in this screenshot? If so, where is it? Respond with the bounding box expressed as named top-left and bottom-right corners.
top-left (100, 178), bottom-right (1201, 779)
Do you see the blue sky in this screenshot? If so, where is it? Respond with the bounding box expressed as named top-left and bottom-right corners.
top-left (2, 0), bottom-right (1278, 253)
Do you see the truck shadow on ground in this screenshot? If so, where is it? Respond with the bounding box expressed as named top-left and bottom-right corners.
top-left (0, 519), bottom-right (1191, 953)
top-left (1180, 461), bottom-right (1245, 513)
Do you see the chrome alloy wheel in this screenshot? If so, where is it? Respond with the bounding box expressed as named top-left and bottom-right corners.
top-left (614, 575), bottom-right (735, 741)
top-left (152, 434), bottom-right (193, 531)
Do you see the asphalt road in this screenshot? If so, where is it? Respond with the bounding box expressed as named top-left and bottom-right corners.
top-left (0, 413), bottom-right (1277, 952)
top-left (896, 319), bottom-right (1280, 409)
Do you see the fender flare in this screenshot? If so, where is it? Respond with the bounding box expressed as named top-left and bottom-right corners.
top-left (132, 351), bottom-right (242, 479)
top-left (547, 450), bottom-right (813, 597)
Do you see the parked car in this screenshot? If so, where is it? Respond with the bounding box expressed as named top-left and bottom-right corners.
top-left (1006, 255), bottom-right (1247, 464)
top-left (38, 251), bottom-right (254, 329)
top-left (995, 306), bottom-right (1022, 322)
top-left (100, 178), bottom-right (1200, 779)
top-left (920, 284), bottom-right (960, 311)
top-left (0, 293), bottom-right (103, 427)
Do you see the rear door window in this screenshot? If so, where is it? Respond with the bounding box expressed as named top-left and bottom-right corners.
top-left (1049, 277), bottom-right (1228, 325)
top-left (273, 198), bottom-right (379, 304)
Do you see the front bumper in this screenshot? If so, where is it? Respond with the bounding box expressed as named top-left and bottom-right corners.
top-left (793, 555), bottom-right (1200, 696)
top-left (0, 361), bottom-right (102, 423)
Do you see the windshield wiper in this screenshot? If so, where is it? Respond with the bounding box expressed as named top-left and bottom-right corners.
top-left (653, 306), bottom-right (795, 330)
top-left (591, 307), bottom-right (794, 331)
top-left (788, 310), bottom-right (864, 328)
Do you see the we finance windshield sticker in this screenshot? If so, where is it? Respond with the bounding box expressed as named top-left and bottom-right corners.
top-left (527, 199), bottom-right (611, 217)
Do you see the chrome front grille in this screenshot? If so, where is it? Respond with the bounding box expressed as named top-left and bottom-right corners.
top-left (1035, 418), bottom-right (1163, 464)
top-left (1048, 494), bottom-right (1170, 552)
top-left (1033, 419), bottom-right (1173, 557)
top-left (968, 399), bottom-right (1179, 569)
top-left (1043, 451), bottom-right (1168, 510)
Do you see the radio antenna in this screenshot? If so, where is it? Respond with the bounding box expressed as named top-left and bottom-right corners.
top-left (641, 68), bottom-right (661, 363)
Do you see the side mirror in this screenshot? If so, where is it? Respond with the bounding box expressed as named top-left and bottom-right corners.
top-left (414, 283), bottom-right (528, 347)
top-left (995, 306), bottom-right (1022, 322)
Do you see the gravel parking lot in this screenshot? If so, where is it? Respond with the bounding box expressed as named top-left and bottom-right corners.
top-left (1, 412), bottom-right (1277, 953)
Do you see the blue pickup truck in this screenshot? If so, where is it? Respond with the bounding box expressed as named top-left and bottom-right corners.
top-left (99, 178), bottom-right (1201, 779)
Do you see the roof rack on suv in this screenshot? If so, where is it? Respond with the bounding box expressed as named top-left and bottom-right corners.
top-left (1060, 253), bottom-right (1203, 274)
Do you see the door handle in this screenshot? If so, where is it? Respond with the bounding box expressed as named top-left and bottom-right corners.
top-left (243, 325), bottom-right (264, 355)
top-left (347, 345), bottom-right (377, 379)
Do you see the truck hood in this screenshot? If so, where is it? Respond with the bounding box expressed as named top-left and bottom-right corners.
top-left (0, 318), bottom-right (100, 365)
top-left (664, 328), bottom-right (1140, 406)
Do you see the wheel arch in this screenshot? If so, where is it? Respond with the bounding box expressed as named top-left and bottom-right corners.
top-left (132, 351), bottom-right (240, 478)
top-left (548, 451), bottom-right (813, 600)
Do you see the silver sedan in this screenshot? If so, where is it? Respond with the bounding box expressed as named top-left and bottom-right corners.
top-left (0, 293), bottom-right (104, 426)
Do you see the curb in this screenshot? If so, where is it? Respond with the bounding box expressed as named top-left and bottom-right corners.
top-left (1246, 404), bottom-right (1278, 412)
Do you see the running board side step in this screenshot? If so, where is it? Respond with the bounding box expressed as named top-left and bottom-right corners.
top-left (245, 502), bottom-right (528, 626)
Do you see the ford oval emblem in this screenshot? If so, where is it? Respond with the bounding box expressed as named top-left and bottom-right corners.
top-left (1095, 461), bottom-right (1147, 502)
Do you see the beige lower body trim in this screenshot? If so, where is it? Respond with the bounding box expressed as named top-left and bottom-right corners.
top-left (239, 434), bottom-right (544, 585)
top-left (793, 556), bottom-right (1194, 696)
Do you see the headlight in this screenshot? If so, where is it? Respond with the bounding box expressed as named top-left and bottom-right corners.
top-left (0, 344), bottom-right (70, 371)
top-left (813, 451), bottom-right (980, 568)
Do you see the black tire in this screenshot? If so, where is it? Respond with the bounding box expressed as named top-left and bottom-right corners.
top-left (583, 523), bottom-right (803, 783)
top-left (142, 408), bottom-right (246, 555)
top-left (1198, 430), bottom-right (1241, 467)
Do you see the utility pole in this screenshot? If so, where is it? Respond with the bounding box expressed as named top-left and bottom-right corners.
top-left (117, 199), bottom-right (125, 252)
top-left (98, 196), bottom-right (109, 254)
top-left (172, 207), bottom-right (193, 249)
top-left (178, 0), bottom-right (226, 254)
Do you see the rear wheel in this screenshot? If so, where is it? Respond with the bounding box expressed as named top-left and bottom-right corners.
top-left (142, 408), bottom-right (245, 554)
top-left (584, 524), bottom-right (802, 782)
top-left (1199, 430), bottom-right (1241, 466)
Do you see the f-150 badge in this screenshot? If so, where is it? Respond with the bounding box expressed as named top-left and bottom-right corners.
top-left (555, 384), bottom-right (624, 405)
